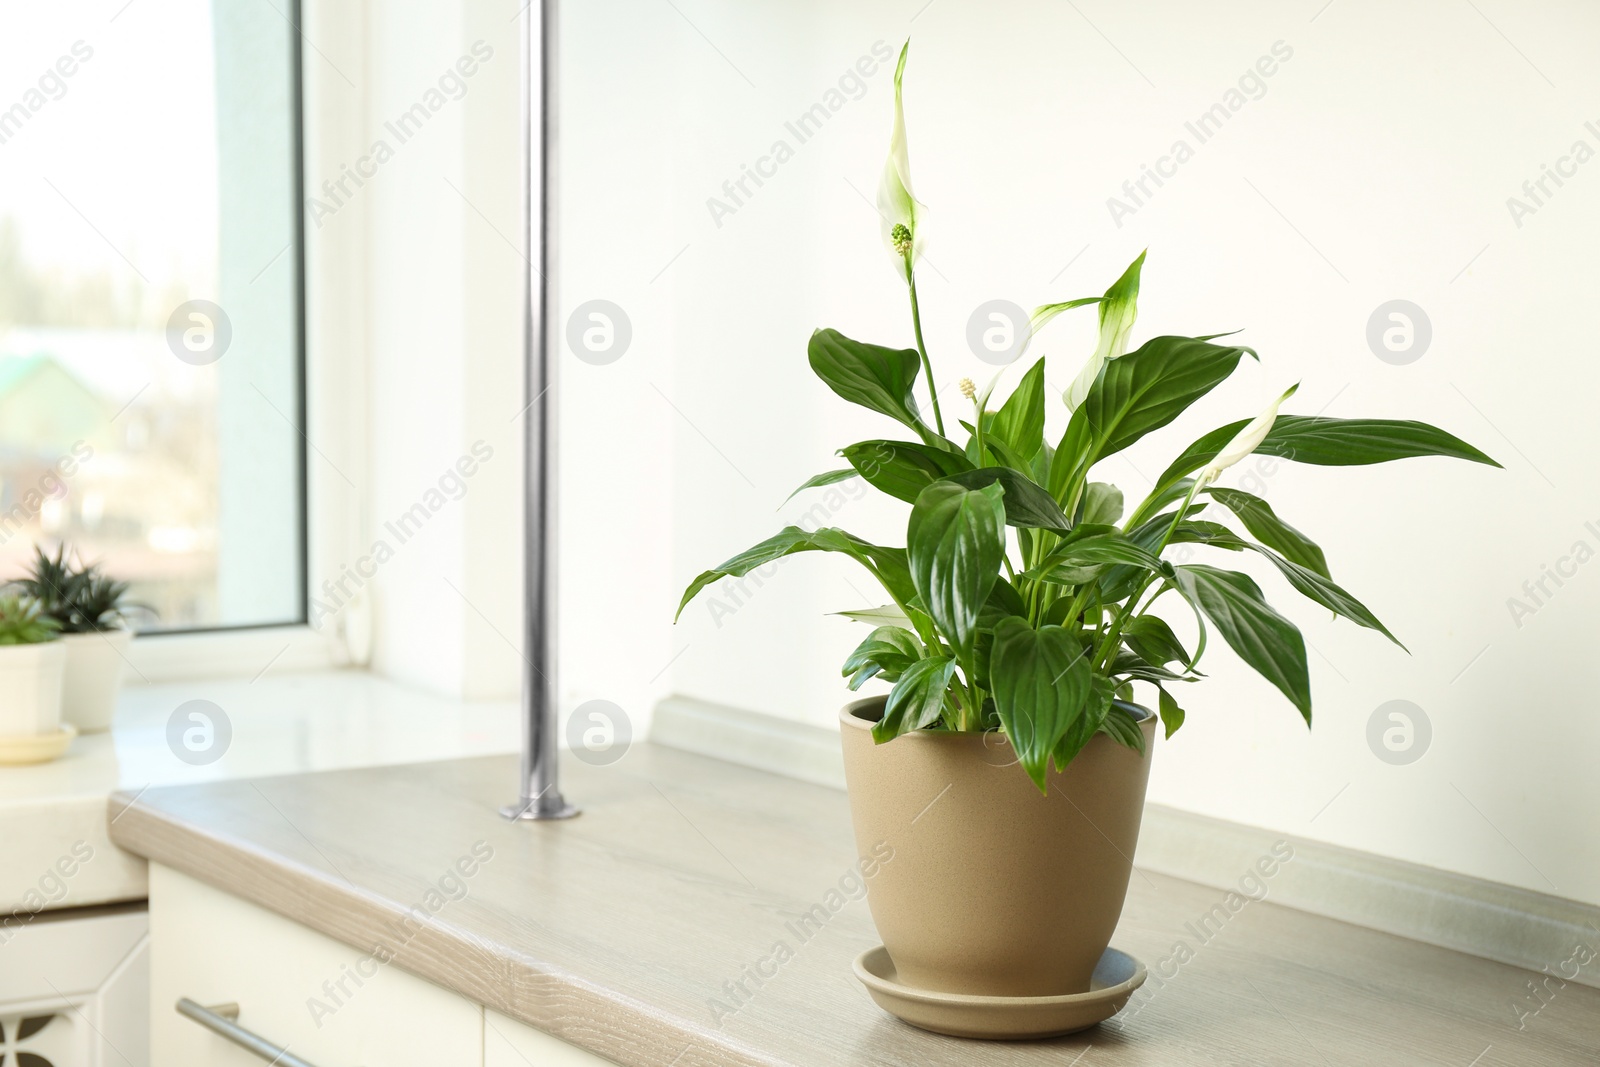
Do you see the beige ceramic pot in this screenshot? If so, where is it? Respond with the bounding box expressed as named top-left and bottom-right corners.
top-left (840, 695), bottom-right (1156, 998)
top-left (0, 641), bottom-right (67, 737)
top-left (59, 628), bottom-right (132, 733)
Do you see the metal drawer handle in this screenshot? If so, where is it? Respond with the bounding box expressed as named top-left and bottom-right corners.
top-left (176, 998), bottom-right (323, 1067)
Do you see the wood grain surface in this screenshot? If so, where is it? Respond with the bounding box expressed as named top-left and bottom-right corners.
top-left (107, 746), bottom-right (1600, 1066)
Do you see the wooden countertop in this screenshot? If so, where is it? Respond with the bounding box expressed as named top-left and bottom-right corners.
top-left (108, 745), bottom-right (1599, 1066)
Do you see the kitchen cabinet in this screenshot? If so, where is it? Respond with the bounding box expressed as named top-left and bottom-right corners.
top-left (0, 905), bottom-right (147, 1067)
top-left (149, 864), bottom-right (612, 1066)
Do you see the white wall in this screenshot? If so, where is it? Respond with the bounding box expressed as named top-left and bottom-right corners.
top-left (341, 0), bottom-right (1597, 906)
top-left (557, 0), bottom-right (1599, 907)
top-left (310, 0), bottom-right (681, 736)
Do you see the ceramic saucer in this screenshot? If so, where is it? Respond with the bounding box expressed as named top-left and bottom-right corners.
top-left (853, 944), bottom-right (1147, 1040)
top-left (0, 724), bottom-right (78, 766)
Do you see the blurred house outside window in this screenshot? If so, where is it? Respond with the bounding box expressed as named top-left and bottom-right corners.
top-left (0, 1), bottom-right (304, 631)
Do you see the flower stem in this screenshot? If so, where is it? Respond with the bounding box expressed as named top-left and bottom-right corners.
top-left (905, 261), bottom-right (945, 436)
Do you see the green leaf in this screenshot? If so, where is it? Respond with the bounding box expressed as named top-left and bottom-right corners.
top-left (967, 422), bottom-right (1036, 474)
top-left (1029, 441), bottom-right (1054, 487)
top-left (842, 626), bottom-right (925, 689)
top-left (808, 329), bottom-right (944, 447)
top-left (782, 469), bottom-right (857, 505)
top-left (1172, 565), bottom-right (1312, 722)
top-left (989, 358), bottom-right (1046, 460)
top-left (1259, 416), bottom-right (1500, 467)
top-left (1109, 650), bottom-right (1190, 683)
top-left (1056, 673), bottom-right (1115, 769)
top-left (1171, 521), bottom-right (1402, 648)
top-left (676, 526), bottom-right (911, 620)
top-left (1047, 334), bottom-right (1253, 512)
top-left (944, 467), bottom-right (1072, 532)
top-left (1031, 533), bottom-right (1166, 584)
top-left (1250, 544), bottom-right (1404, 649)
top-left (838, 440), bottom-right (973, 504)
top-left (977, 578), bottom-right (1028, 630)
top-left (1169, 520), bottom-right (1249, 551)
top-left (1081, 335), bottom-right (1257, 460)
top-left (1082, 482), bottom-right (1124, 526)
top-left (907, 482), bottom-right (1007, 658)
top-left (1048, 405), bottom-right (1092, 503)
top-left (1205, 488), bottom-right (1328, 578)
top-left (1099, 702), bottom-right (1147, 754)
top-left (807, 528), bottom-right (916, 604)
top-left (1157, 686), bottom-right (1185, 739)
top-left (873, 656), bottom-right (958, 742)
top-left (1124, 614), bottom-right (1191, 668)
top-left (1125, 476), bottom-right (1196, 530)
top-left (1155, 416), bottom-right (1501, 501)
top-left (989, 617), bottom-right (1093, 791)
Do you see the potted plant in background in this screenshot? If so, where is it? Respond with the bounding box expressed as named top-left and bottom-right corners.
top-left (676, 42), bottom-right (1500, 1039)
top-left (13, 545), bottom-right (141, 733)
top-left (0, 595), bottom-right (70, 763)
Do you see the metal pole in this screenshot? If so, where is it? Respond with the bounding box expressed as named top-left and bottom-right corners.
top-left (503, 0), bottom-right (577, 821)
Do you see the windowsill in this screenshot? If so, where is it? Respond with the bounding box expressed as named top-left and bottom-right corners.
top-left (122, 624), bottom-right (343, 683)
top-left (0, 668), bottom-right (520, 914)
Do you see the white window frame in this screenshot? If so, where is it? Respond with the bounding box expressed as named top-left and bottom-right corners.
top-left (126, 0), bottom-right (365, 683)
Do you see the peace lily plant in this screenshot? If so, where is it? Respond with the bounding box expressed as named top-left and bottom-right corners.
top-left (677, 42), bottom-right (1499, 795)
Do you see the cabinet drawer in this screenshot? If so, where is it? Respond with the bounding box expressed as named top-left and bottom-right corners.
top-left (485, 1009), bottom-right (617, 1066)
top-left (148, 863), bottom-right (481, 1066)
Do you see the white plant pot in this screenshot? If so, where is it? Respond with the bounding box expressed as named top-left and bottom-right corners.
top-left (60, 629), bottom-right (132, 733)
top-left (0, 641), bottom-right (68, 737)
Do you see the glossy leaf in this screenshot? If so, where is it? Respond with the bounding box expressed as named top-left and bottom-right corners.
top-left (989, 618), bottom-right (1093, 790)
top-left (972, 428), bottom-right (1035, 474)
top-left (1157, 686), bottom-right (1186, 739)
top-left (1172, 565), bottom-right (1312, 722)
top-left (907, 482), bottom-right (1007, 659)
top-left (842, 626), bottom-right (925, 689)
top-left (1156, 416), bottom-right (1501, 501)
top-left (1252, 544), bottom-right (1403, 649)
top-left (873, 656), bottom-right (957, 742)
top-left (676, 526), bottom-right (912, 620)
top-left (977, 578), bottom-right (1029, 630)
top-left (808, 329), bottom-right (941, 445)
top-left (1055, 673), bottom-right (1115, 770)
top-left (989, 358), bottom-right (1047, 460)
top-left (1168, 520), bottom-right (1249, 552)
top-left (1099, 702), bottom-right (1147, 754)
top-left (1108, 650), bottom-right (1189, 683)
top-left (1171, 521), bottom-right (1400, 647)
top-left (944, 467), bottom-right (1072, 532)
top-left (1081, 335), bottom-right (1256, 459)
top-left (1083, 482), bottom-right (1124, 526)
top-left (839, 440), bottom-right (973, 504)
top-left (1205, 488), bottom-right (1327, 578)
top-left (1031, 533), bottom-right (1165, 582)
top-left (1124, 614), bottom-right (1191, 668)
top-left (782, 468), bottom-right (857, 505)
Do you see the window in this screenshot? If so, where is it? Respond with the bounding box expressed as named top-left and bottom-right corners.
top-left (0, 1), bottom-right (305, 631)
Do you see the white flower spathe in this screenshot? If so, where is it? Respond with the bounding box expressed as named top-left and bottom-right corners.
top-left (1065, 251), bottom-right (1146, 411)
top-left (876, 41), bottom-right (925, 280)
top-left (1198, 383), bottom-right (1299, 487)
